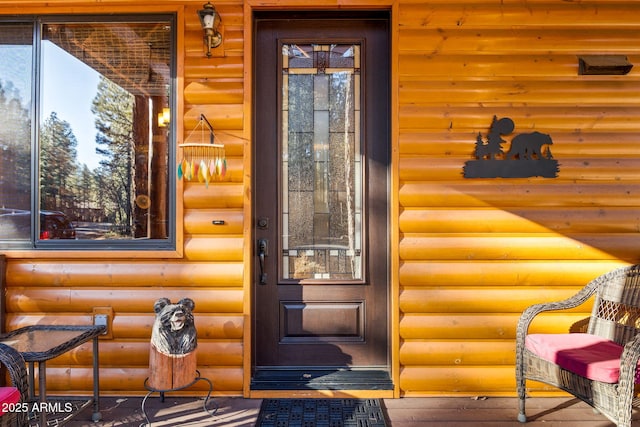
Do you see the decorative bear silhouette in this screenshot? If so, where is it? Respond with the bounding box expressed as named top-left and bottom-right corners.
top-left (464, 116), bottom-right (559, 178)
top-left (505, 131), bottom-right (553, 160)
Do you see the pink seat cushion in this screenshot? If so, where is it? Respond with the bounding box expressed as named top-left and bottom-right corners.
top-left (0, 387), bottom-right (20, 415)
top-left (525, 333), bottom-right (640, 384)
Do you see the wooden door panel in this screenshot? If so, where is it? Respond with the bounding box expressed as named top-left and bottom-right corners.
top-left (280, 301), bottom-right (364, 342)
top-left (253, 12), bottom-right (390, 373)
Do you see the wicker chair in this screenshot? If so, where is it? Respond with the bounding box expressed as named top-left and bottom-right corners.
top-left (516, 264), bottom-right (640, 426)
top-left (0, 343), bottom-right (28, 427)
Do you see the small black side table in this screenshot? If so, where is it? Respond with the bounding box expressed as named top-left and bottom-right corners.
top-left (0, 325), bottom-right (105, 426)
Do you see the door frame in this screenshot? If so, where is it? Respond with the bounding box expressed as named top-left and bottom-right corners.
top-left (243, 1), bottom-right (400, 399)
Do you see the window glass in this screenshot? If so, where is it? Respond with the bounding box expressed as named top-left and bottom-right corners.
top-left (41, 20), bottom-right (172, 242)
top-left (0, 23), bottom-right (33, 240)
top-left (281, 44), bottom-right (363, 280)
top-left (0, 17), bottom-right (175, 249)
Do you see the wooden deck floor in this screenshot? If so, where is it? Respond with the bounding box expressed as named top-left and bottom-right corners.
top-left (63, 396), bottom-right (632, 426)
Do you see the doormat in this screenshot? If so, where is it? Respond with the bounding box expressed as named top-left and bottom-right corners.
top-left (255, 398), bottom-right (387, 427)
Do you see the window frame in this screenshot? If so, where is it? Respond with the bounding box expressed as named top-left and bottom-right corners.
top-left (0, 12), bottom-right (179, 254)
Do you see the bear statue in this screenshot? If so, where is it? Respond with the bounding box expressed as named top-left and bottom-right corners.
top-left (150, 297), bottom-right (197, 356)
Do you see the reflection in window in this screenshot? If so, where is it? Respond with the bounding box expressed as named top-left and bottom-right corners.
top-left (0, 17), bottom-right (175, 248)
top-left (0, 24), bottom-right (32, 240)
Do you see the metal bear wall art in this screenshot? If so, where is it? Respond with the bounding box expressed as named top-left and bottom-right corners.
top-left (463, 116), bottom-right (559, 178)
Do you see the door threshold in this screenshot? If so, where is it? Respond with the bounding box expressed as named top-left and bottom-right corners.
top-left (249, 389), bottom-right (395, 399)
top-left (250, 368), bottom-right (393, 391)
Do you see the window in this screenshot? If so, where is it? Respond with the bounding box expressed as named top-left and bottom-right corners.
top-left (0, 15), bottom-right (176, 250)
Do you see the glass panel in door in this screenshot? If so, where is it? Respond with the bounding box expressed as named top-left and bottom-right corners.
top-left (281, 44), bottom-right (363, 281)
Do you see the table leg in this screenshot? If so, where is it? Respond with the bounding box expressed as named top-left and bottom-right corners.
top-left (38, 361), bottom-right (47, 427)
top-left (92, 337), bottom-right (102, 422)
top-left (28, 362), bottom-right (35, 399)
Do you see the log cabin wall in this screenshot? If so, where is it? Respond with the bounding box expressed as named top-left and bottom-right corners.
top-left (0, 0), bottom-right (638, 398)
top-left (0, 1), bottom-right (246, 396)
top-left (397, 0), bottom-right (640, 396)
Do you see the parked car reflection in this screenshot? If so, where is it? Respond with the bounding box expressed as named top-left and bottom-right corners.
top-left (0, 209), bottom-right (76, 240)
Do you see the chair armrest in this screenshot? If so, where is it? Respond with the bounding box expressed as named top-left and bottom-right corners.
top-left (618, 333), bottom-right (640, 393)
top-left (0, 343), bottom-right (28, 402)
top-left (516, 284), bottom-right (597, 344)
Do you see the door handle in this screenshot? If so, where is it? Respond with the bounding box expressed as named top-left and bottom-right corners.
top-left (258, 239), bottom-right (268, 285)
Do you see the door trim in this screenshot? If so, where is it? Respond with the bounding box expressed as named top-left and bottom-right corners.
top-left (243, 2), bottom-right (400, 399)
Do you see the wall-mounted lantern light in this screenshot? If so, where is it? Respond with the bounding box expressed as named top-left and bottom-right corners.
top-left (198, 2), bottom-right (222, 58)
top-left (578, 55), bottom-right (633, 75)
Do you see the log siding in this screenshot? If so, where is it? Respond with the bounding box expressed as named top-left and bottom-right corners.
top-left (397, 0), bottom-right (640, 396)
top-left (0, 0), bottom-right (638, 397)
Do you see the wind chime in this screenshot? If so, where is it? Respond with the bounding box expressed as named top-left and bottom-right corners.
top-left (177, 114), bottom-right (226, 187)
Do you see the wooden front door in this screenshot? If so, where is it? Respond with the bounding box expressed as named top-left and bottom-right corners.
top-left (252, 12), bottom-right (390, 384)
